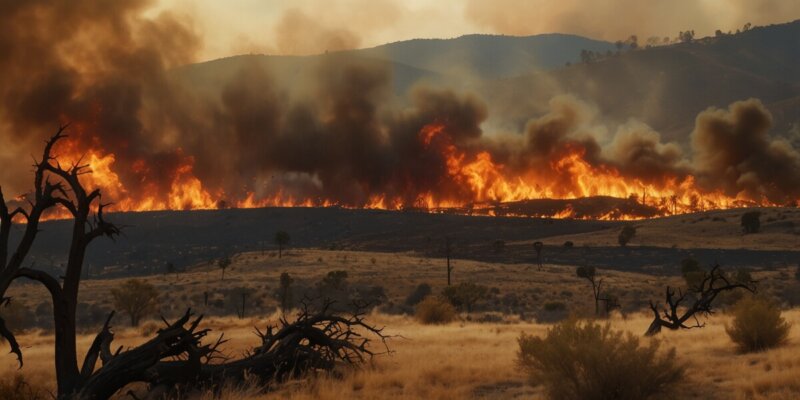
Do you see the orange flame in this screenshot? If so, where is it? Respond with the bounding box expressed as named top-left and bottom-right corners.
top-left (32, 122), bottom-right (788, 221)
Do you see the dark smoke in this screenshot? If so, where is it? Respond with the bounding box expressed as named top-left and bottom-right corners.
top-left (0, 2), bottom-right (798, 209)
top-left (691, 99), bottom-right (800, 203)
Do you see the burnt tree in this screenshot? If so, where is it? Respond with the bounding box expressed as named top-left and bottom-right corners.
top-left (0, 128), bottom-right (390, 399)
top-left (0, 126), bottom-right (120, 397)
top-left (576, 265), bottom-right (619, 316)
top-left (645, 265), bottom-right (755, 336)
top-left (533, 241), bottom-right (543, 270)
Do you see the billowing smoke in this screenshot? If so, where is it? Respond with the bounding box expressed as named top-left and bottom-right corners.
top-left (691, 99), bottom-right (800, 204)
top-left (0, 1), bottom-right (798, 214)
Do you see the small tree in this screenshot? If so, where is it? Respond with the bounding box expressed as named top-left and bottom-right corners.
top-left (680, 258), bottom-right (705, 291)
top-left (218, 256), bottom-right (232, 281)
top-left (444, 237), bottom-right (454, 285)
top-left (442, 282), bottom-right (488, 313)
top-left (726, 296), bottom-right (790, 352)
top-left (618, 225), bottom-right (636, 247)
top-left (110, 279), bottom-right (159, 327)
top-left (277, 272), bottom-right (294, 313)
top-left (492, 240), bottom-right (505, 254)
top-left (741, 211), bottom-right (761, 234)
top-left (275, 231), bottom-right (291, 258)
top-left (533, 241), bottom-right (544, 270)
top-left (576, 265), bottom-right (617, 316)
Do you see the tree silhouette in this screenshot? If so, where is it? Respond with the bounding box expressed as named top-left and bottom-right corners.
top-left (111, 279), bottom-right (159, 326)
top-left (218, 256), bottom-right (232, 281)
top-left (275, 231), bottom-right (290, 258)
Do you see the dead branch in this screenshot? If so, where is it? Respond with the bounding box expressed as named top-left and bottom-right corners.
top-left (645, 265), bottom-right (755, 336)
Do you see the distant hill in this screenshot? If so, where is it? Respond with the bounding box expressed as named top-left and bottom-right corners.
top-left (353, 33), bottom-right (616, 80)
top-left (484, 20), bottom-right (800, 140)
top-left (175, 21), bottom-right (800, 141)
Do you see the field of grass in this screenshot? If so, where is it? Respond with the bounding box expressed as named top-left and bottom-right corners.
top-left (2, 309), bottom-right (800, 399)
top-left (2, 245), bottom-right (799, 399)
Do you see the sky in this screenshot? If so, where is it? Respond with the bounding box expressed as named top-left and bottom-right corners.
top-left (154, 0), bottom-right (800, 61)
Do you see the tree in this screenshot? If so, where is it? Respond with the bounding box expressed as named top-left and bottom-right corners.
top-left (442, 282), bottom-right (488, 313)
top-left (492, 239), bottom-right (505, 254)
top-left (741, 211), bottom-right (761, 233)
top-left (726, 296), bottom-right (790, 352)
top-left (576, 265), bottom-right (618, 316)
top-left (680, 257), bottom-right (705, 290)
top-left (274, 230), bottom-right (290, 258)
top-left (0, 128), bottom-right (390, 398)
top-left (277, 272), bottom-right (294, 313)
top-left (645, 265), bottom-right (755, 336)
top-left (618, 225), bottom-right (636, 247)
top-left (678, 30), bottom-right (695, 43)
top-left (218, 256), bottom-right (232, 281)
top-left (533, 241), bottom-right (544, 270)
top-left (0, 127), bottom-right (120, 397)
top-left (110, 280), bottom-right (159, 327)
top-left (444, 237), bottom-right (454, 286)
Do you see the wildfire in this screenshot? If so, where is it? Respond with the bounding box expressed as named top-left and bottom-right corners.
top-left (28, 122), bottom-right (785, 221)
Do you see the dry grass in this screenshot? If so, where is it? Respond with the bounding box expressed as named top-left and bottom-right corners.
top-left (1, 248), bottom-right (798, 399)
top-left (2, 310), bottom-right (800, 399)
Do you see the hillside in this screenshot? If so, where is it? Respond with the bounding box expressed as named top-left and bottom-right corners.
top-left (486, 21), bottom-right (800, 140)
top-left (17, 206), bottom-right (800, 280)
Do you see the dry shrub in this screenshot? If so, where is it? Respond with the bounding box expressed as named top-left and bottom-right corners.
top-left (415, 296), bottom-right (456, 325)
top-left (0, 374), bottom-right (48, 400)
top-left (726, 296), bottom-right (791, 352)
top-left (518, 319), bottom-right (683, 400)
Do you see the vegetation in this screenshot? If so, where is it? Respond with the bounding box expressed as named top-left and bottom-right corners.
top-left (741, 211), bottom-right (761, 234)
top-left (518, 319), bottom-right (684, 400)
top-left (110, 279), bottom-right (160, 327)
top-left (275, 231), bottom-right (291, 258)
top-left (277, 272), bottom-right (294, 313)
top-left (218, 256), bottom-right (232, 281)
top-left (442, 282), bottom-right (489, 313)
top-left (618, 225), bottom-right (637, 247)
top-left (415, 296), bottom-right (456, 324)
top-left (576, 265), bottom-right (618, 315)
top-left (680, 258), bottom-right (705, 290)
top-left (0, 375), bottom-right (47, 400)
top-left (405, 283), bottom-right (432, 306)
top-left (726, 296), bottom-right (790, 352)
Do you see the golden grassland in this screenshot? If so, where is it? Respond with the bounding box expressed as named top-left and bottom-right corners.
top-left (2, 247), bottom-right (799, 399)
top-left (2, 310), bottom-right (800, 399)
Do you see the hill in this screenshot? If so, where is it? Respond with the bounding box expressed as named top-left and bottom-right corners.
top-left (486, 21), bottom-right (800, 140)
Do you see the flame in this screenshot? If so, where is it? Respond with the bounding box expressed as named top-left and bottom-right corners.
top-left (30, 122), bottom-right (790, 221)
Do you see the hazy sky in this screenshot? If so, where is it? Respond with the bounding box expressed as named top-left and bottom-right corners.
top-left (156, 0), bottom-right (800, 61)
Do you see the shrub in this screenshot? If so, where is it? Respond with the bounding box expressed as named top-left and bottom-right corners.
top-left (0, 375), bottom-right (47, 400)
top-left (741, 211), bottom-right (761, 233)
top-left (442, 282), bottom-right (489, 313)
top-left (618, 225), bottom-right (637, 247)
top-left (405, 283), bottom-right (432, 306)
top-left (111, 279), bottom-right (159, 326)
top-left (726, 296), bottom-right (790, 352)
top-left (544, 302), bottom-right (566, 312)
top-left (415, 296), bottom-right (456, 324)
top-left (518, 319), bottom-right (684, 400)
top-left (680, 258), bottom-right (705, 291)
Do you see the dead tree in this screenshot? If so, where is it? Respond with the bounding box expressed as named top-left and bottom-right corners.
top-left (576, 265), bottom-right (618, 316)
top-left (77, 301), bottom-right (389, 399)
top-left (0, 127), bottom-right (121, 398)
top-left (645, 265), bottom-right (755, 336)
top-left (0, 128), bottom-right (390, 399)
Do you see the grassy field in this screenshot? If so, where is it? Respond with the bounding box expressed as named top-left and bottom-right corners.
top-left (2, 245), bottom-right (799, 399)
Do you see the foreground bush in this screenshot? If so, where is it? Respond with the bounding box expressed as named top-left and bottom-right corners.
top-left (0, 375), bottom-right (47, 400)
top-left (415, 296), bottom-right (456, 324)
top-left (518, 320), bottom-right (683, 400)
top-left (726, 296), bottom-right (791, 352)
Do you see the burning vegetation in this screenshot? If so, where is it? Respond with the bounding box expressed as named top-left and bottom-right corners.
top-left (1, 2), bottom-right (799, 221)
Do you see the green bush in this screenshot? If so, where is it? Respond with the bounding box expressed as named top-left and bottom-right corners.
top-left (442, 282), bottom-right (489, 313)
top-left (415, 296), bottom-right (456, 325)
top-left (518, 319), bottom-right (684, 400)
top-left (726, 296), bottom-right (790, 352)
